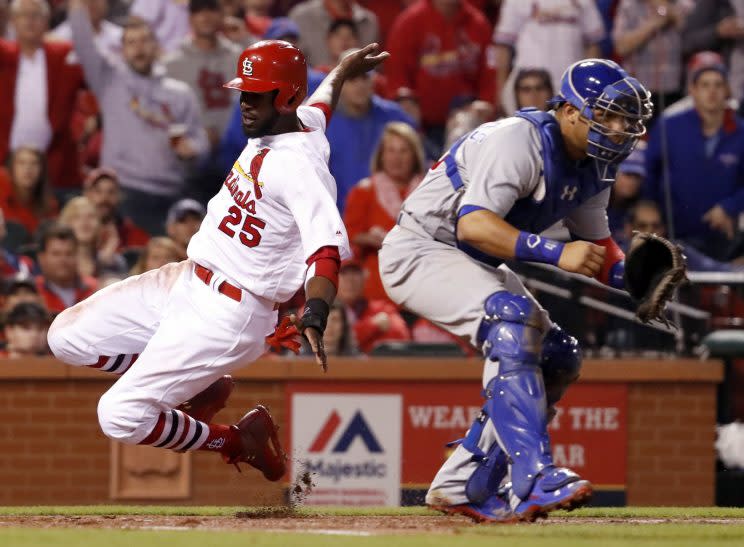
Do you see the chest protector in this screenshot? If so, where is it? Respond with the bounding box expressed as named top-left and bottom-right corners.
top-left (504, 109), bottom-right (615, 234)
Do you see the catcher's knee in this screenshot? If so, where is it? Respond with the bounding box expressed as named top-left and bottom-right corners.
top-left (477, 291), bottom-right (543, 368)
top-left (540, 325), bottom-right (582, 406)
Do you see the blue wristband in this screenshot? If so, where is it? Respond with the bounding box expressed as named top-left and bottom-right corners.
top-left (514, 232), bottom-right (565, 266)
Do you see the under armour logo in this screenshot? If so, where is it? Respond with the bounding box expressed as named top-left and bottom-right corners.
top-left (207, 437), bottom-right (225, 450)
top-left (242, 58), bottom-right (253, 76)
top-left (560, 185), bottom-right (578, 201)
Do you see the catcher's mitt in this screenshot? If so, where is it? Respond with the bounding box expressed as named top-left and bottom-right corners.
top-left (623, 231), bottom-right (688, 325)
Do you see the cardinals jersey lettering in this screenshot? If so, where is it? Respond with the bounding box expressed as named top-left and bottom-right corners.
top-left (188, 105), bottom-right (350, 302)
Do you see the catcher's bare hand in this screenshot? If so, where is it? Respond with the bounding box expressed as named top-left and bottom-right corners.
top-left (290, 313), bottom-right (328, 372)
top-left (558, 241), bottom-right (606, 277)
top-left (339, 43), bottom-right (390, 80)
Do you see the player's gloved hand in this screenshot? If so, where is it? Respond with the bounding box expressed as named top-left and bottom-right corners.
top-left (265, 316), bottom-right (302, 355)
top-left (290, 298), bottom-right (330, 372)
top-left (557, 241), bottom-right (606, 277)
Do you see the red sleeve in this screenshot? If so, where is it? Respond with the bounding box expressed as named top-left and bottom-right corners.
top-left (384, 13), bottom-right (418, 98)
top-left (592, 237), bottom-right (625, 284)
top-left (309, 102), bottom-right (332, 126)
top-left (306, 245), bottom-right (341, 288)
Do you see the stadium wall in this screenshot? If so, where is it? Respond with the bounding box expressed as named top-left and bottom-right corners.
top-left (0, 357), bottom-right (722, 506)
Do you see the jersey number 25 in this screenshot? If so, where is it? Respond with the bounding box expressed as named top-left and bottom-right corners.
top-left (218, 205), bottom-right (265, 247)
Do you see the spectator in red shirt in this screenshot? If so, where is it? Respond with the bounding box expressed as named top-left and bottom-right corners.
top-left (337, 259), bottom-right (411, 354)
top-left (0, 0), bottom-right (85, 188)
top-left (35, 223), bottom-right (97, 314)
top-left (0, 301), bottom-right (50, 358)
top-left (0, 146), bottom-right (58, 235)
top-left (359, 0), bottom-right (415, 47)
top-left (82, 167), bottom-right (150, 251)
top-left (385, 0), bottom-right (496, 143)
top-left (344, 122), bottom-right (425, 301)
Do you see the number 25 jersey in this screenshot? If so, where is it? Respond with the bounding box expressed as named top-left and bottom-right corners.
top-left (187, 105), bottom-right (351, 302)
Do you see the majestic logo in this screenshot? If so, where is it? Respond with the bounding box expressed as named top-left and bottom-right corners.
top-left (560, 185), bottom-right (578, 201)
top-left (309, 410), bottom-right (383, 453)
top-left (242, 58), bottom-right (254, 76)
top-left (206, 437), bottom-right (225, 450)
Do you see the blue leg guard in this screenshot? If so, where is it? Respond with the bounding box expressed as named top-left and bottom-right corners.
top-left (461, 411), bottom-right (508, 505)
top-left (459, 322), bottom-right (583, 504)
top-left (479, 291), bottom-right (554, 502)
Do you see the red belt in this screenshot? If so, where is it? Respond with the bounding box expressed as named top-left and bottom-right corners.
top-left (194, 264), bottom-right (242, 303)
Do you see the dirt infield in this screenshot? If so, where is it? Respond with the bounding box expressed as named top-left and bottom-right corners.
top-left (2, 513), bottom-right (744, 534)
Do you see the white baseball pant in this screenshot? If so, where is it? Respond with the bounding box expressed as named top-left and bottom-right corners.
top-left (48, 260), bottom-right (278, 444)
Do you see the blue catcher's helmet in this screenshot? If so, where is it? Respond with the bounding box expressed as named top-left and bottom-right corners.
top-left (554, 59), bottom-right (652, 181)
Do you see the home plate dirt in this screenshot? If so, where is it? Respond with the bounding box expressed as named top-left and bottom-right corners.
top-left (2, 514), bottom-right (744, 534)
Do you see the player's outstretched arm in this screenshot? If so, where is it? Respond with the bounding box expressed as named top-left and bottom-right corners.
top-left (457, 209), bottom-right (606, 278)
top-left (306, 43), bottom-right (390, 115)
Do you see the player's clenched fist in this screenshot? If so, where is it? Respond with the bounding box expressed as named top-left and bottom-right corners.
top-left (558, 241), bottom-right (606, 277)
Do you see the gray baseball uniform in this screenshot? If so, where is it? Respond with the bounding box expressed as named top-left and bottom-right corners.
top-left (379, 113), bottom-right (612, 505)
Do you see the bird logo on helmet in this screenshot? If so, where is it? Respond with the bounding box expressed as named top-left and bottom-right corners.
top-left (552, 59), bottom-right (653, 182)
top-left (224, 40), bottom-right (308, 114)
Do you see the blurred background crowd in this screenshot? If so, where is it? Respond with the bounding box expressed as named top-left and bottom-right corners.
top-left (1, 0), bottom-right (744, 362)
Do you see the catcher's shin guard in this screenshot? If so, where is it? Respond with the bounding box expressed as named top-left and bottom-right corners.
top-left (478, 291), bottom-right (553, 500)
top-left (456, 324), bottom-right (581, 506)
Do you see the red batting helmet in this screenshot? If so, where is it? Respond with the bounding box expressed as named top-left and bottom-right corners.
top-left (224, 40), bottom-right (308, 114)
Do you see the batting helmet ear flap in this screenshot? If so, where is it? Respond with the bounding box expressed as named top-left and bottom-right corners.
top-left (274, 82), bottom-right (306, 114)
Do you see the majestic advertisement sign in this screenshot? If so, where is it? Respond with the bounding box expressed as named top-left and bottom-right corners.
top-left (290, 393), bottom-right (402, 506)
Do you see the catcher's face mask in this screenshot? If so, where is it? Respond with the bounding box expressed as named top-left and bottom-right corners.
top-left (552, 59), bottom-right (653, 182)
top-left (579, 78), bottom-right (653, 181)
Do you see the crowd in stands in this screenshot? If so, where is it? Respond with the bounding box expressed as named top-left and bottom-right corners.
top-left (1, 0), bottom-right (744, 359)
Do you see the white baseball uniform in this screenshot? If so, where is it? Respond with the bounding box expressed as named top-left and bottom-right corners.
top-left (48, 105), bottom-right (350, 446)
